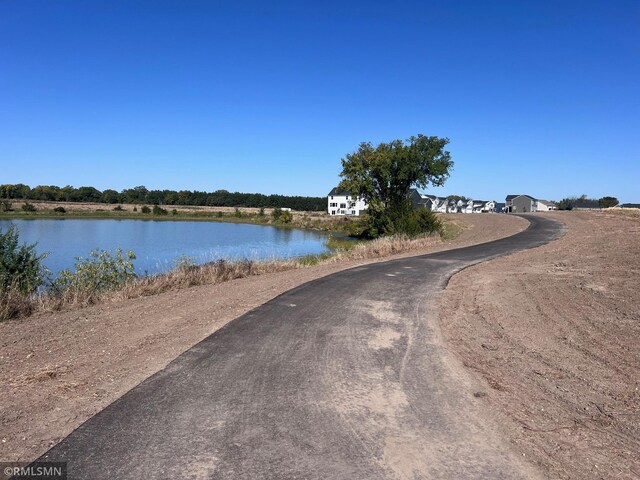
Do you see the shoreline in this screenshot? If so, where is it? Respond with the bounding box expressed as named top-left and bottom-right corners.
top-left (0, 199), bottom-right (347, 233)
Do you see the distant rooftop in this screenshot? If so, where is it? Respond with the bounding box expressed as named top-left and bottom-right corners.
top-left (328, 187), bottom-right (351, 196)
top-left (506, 194), bottom-right (537, 202)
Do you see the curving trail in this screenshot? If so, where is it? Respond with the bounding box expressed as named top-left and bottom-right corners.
top-left (39, 215), bottom-right (565, 479)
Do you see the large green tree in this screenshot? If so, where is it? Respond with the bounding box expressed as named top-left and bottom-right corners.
top-left (338, 135), bottom-right (452, 237)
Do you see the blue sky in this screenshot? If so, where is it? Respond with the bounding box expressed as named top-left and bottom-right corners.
top-left (1, 1), bottom-right (638, 202)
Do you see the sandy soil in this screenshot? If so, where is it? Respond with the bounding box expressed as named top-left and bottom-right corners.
top-left (0, 214), bottom-right (527, 463)
top-left (439, 210), bottom-right (640, 480)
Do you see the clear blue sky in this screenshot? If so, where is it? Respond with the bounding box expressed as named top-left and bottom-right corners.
top-left (1, 1), bottom-right (638, 202)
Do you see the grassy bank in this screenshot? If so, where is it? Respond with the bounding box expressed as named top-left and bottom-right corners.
top-left (1, 232), bottom-right (448, 322)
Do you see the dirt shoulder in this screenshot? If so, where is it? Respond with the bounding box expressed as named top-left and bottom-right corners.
top-left (0, 214), bottom-right (527, 463)
top-left (439, 210), bottom-right (640, 480)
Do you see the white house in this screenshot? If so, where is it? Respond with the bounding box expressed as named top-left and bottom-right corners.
top-left (327, 188), bottom-right (368, 216)
top-left (462, 199), bottom-right (474, 213)
top-left (446, 199), bottom-right (459, 213)
top-left (474, 200), bottom-right (496, 213)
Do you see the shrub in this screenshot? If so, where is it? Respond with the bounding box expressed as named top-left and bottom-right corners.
top-left (0, 201), bottom-right (12, 212)
top-left (53, 206), bottom-right (66, 213)
top-left (152, 205), bottom-right (168, 215)
top-left (271, 208), bottom-right (292, 223)
top-left (141, 206), bottom-right (151, 214)
top-left (50, 248), bottom-right (136, 300)
top-left (258, 207), bottom-right (265, 217)
top-left (216, 211), bottom-right (223, 217)
top-left (280, 210), bottom-right (293, 223)
top-left (113, 205), bottom-right (124, 211)
top-left (234, 207), bottom-right (243, 218)
top-left (360, 202), bottom-right (442, 239)
top-left (133, 206), bottom-right (138, 212)
top-left (172, 209), bottom-right (178, 216)
top-left (21, 202), bottom-right (37, 213)
top-left (0, 225), bottom-right (48, 295)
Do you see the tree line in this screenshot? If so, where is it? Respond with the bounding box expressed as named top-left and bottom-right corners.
top-left (0, 184), bottom-right (326, 211)
top-left (557, 195), bottom-right (619, 210)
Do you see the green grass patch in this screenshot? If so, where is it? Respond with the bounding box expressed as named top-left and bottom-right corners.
top-left (440, 220), bottom-right (464, 240)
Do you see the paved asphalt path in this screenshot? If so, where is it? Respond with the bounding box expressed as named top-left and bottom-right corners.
top-left (38, 215), bottom-right (564, 479)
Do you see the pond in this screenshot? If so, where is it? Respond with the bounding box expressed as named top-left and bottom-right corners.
top-left (0, 219), bottom-right (331, 276)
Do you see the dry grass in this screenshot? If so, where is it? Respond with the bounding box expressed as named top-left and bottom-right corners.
top-left (1, 232), bottom-right (445, 322)
top-left (0, 288), bottom-right (36, 321)
top-left (322, 234), bottom-right (441, 263)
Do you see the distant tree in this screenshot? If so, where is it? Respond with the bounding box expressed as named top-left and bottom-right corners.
top-left (0, 184), bottom-right (31, 199)
top-left (446, 195), bottom-right (469, 202)
top-left (122, 186), bottom-right (149, 204)
top-left (339, 134), bottom-right (452, 238)
top-left (598, 196), bottom-right (619, 208)
top-left (557, 198), bottom-right (574, 210)
top-left (101, 189), bottom-right (120, 204)
top-left (30, 185), bottom-right (60, 201)
top-left (59, 185), bottom-right (77, 202)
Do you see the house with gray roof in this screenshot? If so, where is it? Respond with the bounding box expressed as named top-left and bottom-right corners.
top-left (505, 194), bottom-right (554, 213)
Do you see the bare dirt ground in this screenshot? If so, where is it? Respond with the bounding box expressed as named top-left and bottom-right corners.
top-left (0, 214), bottom-right (527, 463)
top-left (439, 210), bottom-right (640, 480)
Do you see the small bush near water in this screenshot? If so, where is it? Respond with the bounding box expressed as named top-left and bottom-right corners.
top-left (1, 225), bottom-right (48, 321)
top-left (1, 225), bottom-right (137, 321)
top-left (21, 202), bottom-right (37, 213)
top-left (153, 205), bottom-right (168, 216)
top-left (49, 248), bottom-right (136, 305)
top-left (272, 208), bottom-right (292, 224)
top-left (0, 226), bottom-right (48, 295)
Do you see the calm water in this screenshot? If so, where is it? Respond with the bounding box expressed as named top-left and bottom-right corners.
top-left (0, 219), bottom-right (331, 276)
